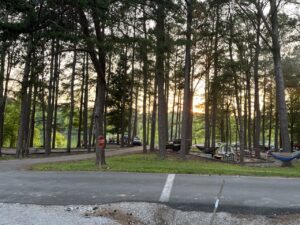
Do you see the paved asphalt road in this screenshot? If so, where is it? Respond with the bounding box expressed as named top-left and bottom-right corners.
top-left (1, 169), bottom-right (300, 215)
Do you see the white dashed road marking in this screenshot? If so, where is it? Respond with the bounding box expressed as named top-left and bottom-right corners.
top-left (159, 174), bottom-right (176, 202)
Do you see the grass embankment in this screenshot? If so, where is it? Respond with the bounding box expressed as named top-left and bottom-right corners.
top-left (31, 153), bottom-right (300, 177)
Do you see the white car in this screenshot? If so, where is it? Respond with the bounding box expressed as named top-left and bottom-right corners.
top-left (132, 137), bottom-right (142, 146)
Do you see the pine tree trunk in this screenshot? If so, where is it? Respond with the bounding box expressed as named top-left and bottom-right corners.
top-left (270, 0), bottom-right (291, 154)
top-left (142, 8), bottom-right (148, 153)
top-left (83, 53), bottom-right (89, 149)
top-left (233, 105), bottom-right (238, 148)
top-left (178, 96), bottom-right (182, 138)
top-left (187, 89), bottom-right (194, 151)
top-left (262, 75), bottom-right (267, 151)
top-left (253, 15), bottom-right (261, 158)
top-left (127, 53), bottom-right (134, 147)
top-left (132, 75), bottom-right (141, 142)
top-left (29, 79), bottom-right (37, 148)
top-left (275, 111), bottom-right (279, 151)
top-left (24, 79), bottom-right (33, 156)
top-left (41, 83), bottom-right (46, 149)
top-left (268, 88), bottom-right (273, 150)
top-left (120, 49), bottom-right (128, 148)
top-left (0, 41), bottom-right (13, 150)
top-left (88, 106), bottom-right (95, 152)
top-left (229, 111), bottom-right (232, 144)
top-left (0, 41), bottom-right (6, 156)
top-left (229, 16), bottom-right (245, 163)
top-left (128, 14), bottom-right (137, 147)
top-left (94, 77), bottom-right (106, 166)
top-left (204, 45), bottom-right (213, 148)
top-left (78, 8), bottom-right (107, 166)
top-left (246, 70), bottom-right (252, 151)
top-left (67, 50), bottom-right (77, 153)
top-left (170, 77), bottom-right (177, 141)
top-left (155, 0), bottom-right (167, 159)
top-left (51, 85), bottom-right (59, 149)
top-left (150, 77), bottom-right (157, 152)
top-left (25, 50), bottom-right (38, 154)
top-left (88, 47), bottom-right (107, 166)
top-left (243, 87), bottom-right (248, 149)
top-left (175, 90), bottom-right (181, 139)
top-left (226, 102), bottom-right (230, 144)
top-left (221, 110), bottom-right (225, 143)
top-left (170, 49), bottom-right (179, 141)
top-left (203, 34), bottom-right (213, 150)
top-left (16, 39), bottom-right (32, 158)
top-left (77, 74), bottom-right (84, 148)
top-left (45, 40), bottom-right (56, 156)
top-left (211, 5), bottom-right (220, 149)
top-left (104, 53), bottom-right (112, 148)
top-left (204, 70), bottom-right (210, 149)
top-left (180, 0), bottom-right (193, 159)
top-left (51, 48), bottom-right (60, 149)
top-left (147, 93), bottom-right (151, 145)
top-left (1, 47), bottom-right (12, 152)
top-left (165, 48), bottom-right (170, 142)
top-left (120, 96), bottom-right (126, 148)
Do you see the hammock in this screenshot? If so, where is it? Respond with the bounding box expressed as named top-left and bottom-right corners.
top-left (268, 151), bottom-right (300, 162)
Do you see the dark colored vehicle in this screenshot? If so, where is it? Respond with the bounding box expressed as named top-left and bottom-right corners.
top-left (196, 145), bottom-right (217, 156)
top-left (294, 144), bottom-right (300, 150)
top-left (166, 139), bottom-right (192, 152)
top-left (258, 144), bottom-right (269, 151)
top-left (132, 137), bottom-right (142, 146)
top-left (166, 139), bottom-right (181, 151)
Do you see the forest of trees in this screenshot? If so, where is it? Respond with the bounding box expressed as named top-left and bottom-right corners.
top-left (0, 0), bottom-right (299, 166)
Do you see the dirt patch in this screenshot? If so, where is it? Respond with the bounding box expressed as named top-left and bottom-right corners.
top-left (86, 207), bottom-right (146, 225)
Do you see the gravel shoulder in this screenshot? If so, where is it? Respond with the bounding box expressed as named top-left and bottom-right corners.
top-left (1, 202), bottom-right (299, 225)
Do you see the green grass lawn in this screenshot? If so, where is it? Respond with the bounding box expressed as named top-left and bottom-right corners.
top-left (0, 155), bottom-right (14, 160)
top-left (31, 153), bottom-right (300, 177)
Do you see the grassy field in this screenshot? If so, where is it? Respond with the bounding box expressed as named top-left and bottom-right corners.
top-left (31, 153), bottom-right (300, 177)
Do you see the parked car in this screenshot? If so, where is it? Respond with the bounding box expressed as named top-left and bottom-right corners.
top-left (166, 139), bottom-right (181, 151)
top-left (166, 139), bottom-right (192, 152)
top-left (294, 144), bottom-right (300, 150)
top-left (195, 144), bottom-right (217, 156)
top-left (132, 137), bottom-right (142, 146)
top-left (123, 135), bottom-right (129, 144)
